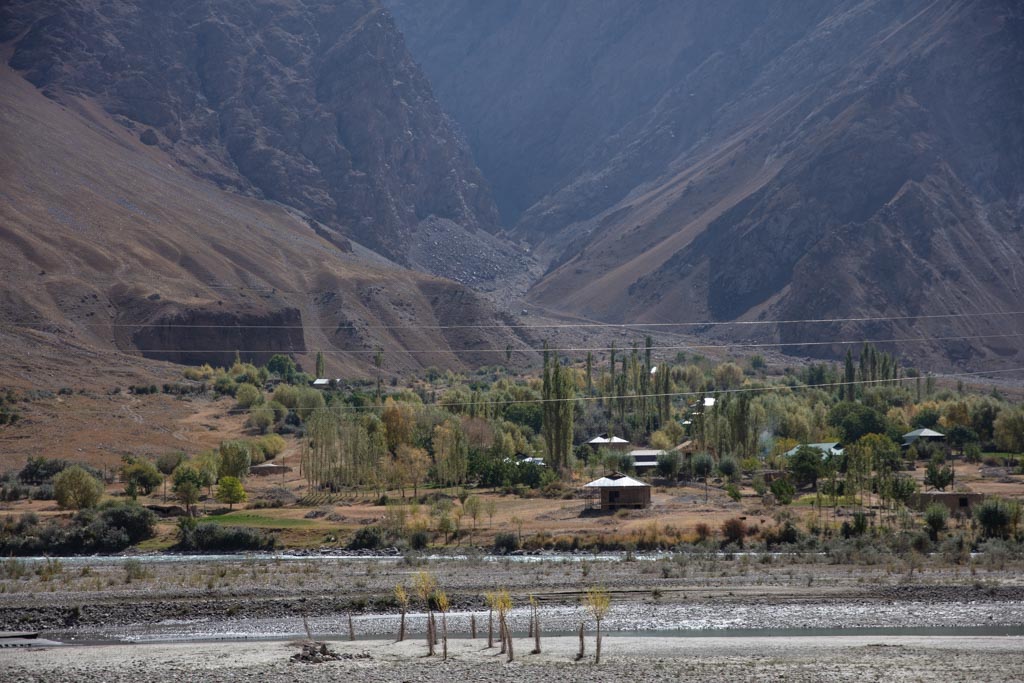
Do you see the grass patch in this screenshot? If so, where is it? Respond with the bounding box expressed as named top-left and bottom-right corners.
top-left (203, 512), bottom-right (316, 528)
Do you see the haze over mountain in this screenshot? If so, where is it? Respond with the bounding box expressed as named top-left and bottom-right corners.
top-left (1, 0), bottom-right (1022, 377)
top-left (0, 0), bottom-right (535, 381)
top-left (390, 0), bottom-right (1024, 367)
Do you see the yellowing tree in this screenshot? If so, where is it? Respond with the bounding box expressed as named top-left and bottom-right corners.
top-left (433, 419), bottom-right (468, 487)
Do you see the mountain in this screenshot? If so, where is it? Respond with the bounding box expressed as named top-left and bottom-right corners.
top-left (0, 1), bottom-right (538, 382)
top-left (389, 0), bottom-right (1024, 367)
top-left (0, 0), bottom-right (515, 270)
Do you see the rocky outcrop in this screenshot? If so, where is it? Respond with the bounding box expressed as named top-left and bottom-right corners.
top-left (2, 0), bottom-right (499, 264)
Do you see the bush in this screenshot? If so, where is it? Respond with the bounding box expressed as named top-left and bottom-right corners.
top-left (975, 498), bottom-right (1014, 540)
top-left (0, 503), bottom-right (155, 555)
top-left (235, 383), bottom-right (262, 408)
top-left (770, 477), bottom-right (795, 505)
top-left (256, 434), bottom-right (286, 459)
top-left (54, 466), bottom-right (104, 510)
top-left (176, 519), bottom-right (275, 551)
top-left (408, 530), bottom-right (429, 551)
top-left (493, 532), bottom-right (519, 554)
top-left (721, 518), bottom-right (746, 547)
top-left (349, 526), bottom-right (384, 550)
top-left (924, 503), bottom-right (949, 541)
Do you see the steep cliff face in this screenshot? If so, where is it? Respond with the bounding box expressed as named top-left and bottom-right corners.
top-left (392, 0), bottom-right (1024, 366)
top-left (2, 0), bottom-right (499, 263)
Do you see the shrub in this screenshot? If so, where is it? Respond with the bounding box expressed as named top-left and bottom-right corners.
top-left (256, 434), bottom-right (286, 459)
top-left (725, 483), bottom-right (742, 502)
top-left (248, 405), bottom-right (275, 434)
top-left (0, 503), bottom-right (155, 555)
top-left (493, 532), bottom-right (518, 554)
top-left (349, 526), bottom-right (385, 550)
top-left (408, 530), bottom-right (429, 551)
top-left (721, 518), bottom-right (746, 547)
top-left (924, 503), bottom-right (949, 541)
top-left (975, 498), bottom-right (1013, 540)
top-left (770, 477), bottom-right (795, 505)
top-left (176, 519), bottom-right (275, 551)
top-left (54, 466), bottom-right (104, 510)
top-left (235, 383), bottom-right (262, 408)
top-left (717, 456), bottom-right (739, 481)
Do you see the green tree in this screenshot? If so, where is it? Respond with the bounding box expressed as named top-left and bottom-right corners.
top-left (156, 452), bottom-right (187, 502)
top-left (434, 419), bottom-right (468, 487)
top-left (787, 446), bottom-right (822, 490)
top-left (463, 495), bottom-right (483, 541)
top-left (216, 476), bottom-right (247, 510)
top-left (656, 450), bottom-right (681, 480)
top-left (713, 362), bottom-right (744, 390)
top-left (54, 465), bottom-right (104, 510)
top-left (924, 454), bottom-right (954, 491)
top-left (994, 407), bottom-right (1024, 453)
top-left (315, 350), bottom-right (325, 378)
top-left (692, 453), bottom-right (714, 502)
top-left (924, 503), bottom-right (948, 541)
top-left (541, 344), bottom-right (575, 473)
top-left (218, 441), bottom-right (252, 480)
top-left (121, 458), bottom-right (163, 497)
top-left (266, 354), bottom-right (297, 380)
top-left (172, 465), bottom-right (204, 516)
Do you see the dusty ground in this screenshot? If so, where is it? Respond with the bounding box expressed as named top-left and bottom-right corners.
top-left (6, 635), bottom-right (1024, 682)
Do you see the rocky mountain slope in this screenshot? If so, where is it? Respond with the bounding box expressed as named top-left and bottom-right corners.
top-left (1, 0), bottom-right (507, 267)
top-left (390, 0), bottom-right (1024, 367)
top-left (0, 60), bottom-right (534, 384)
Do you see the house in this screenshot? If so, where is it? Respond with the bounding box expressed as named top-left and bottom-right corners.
top-left (910, 491), bottom-right (983, 515)
top-left (583, 472), bottom-right (651, 510)
top-left (903, 428), bottom-right (945, 448)
top-left (311, 378), bottom-right (342, 390)
top-left (587, 434), bottom-right (630, 451)
top-left (784, 442), bottom-right (844, 461)
top-left (627, 449), bottom-right (663, 472)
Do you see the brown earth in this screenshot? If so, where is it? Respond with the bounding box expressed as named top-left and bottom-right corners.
top-left (0, 60), bottom-right (538, 384)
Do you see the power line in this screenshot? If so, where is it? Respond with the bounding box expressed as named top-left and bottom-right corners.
top-left (17, 366), bottom-right (1024, 417)
top-left (41, 332), bottom-right (1024, 356)
top-left (3, 309), bottom-right (1024, 332)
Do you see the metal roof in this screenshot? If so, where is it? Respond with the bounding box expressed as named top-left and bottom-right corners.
top-left (903, 428), bottom-right (945, 438)
top-left (587, 435), bottom-right (629, 444)
top-left (584, 474), bottom-right (650, 488)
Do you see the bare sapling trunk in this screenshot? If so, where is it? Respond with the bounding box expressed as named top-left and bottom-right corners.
top-left (487, 608), bottom-right (494, 648)
top-left (595, 617), bottom-right (602, 664)
top-left (398, 607), bottom-right (406, 642)
top-left (471, 614), bottom-right (477, 639)
top-left (432, 613), bottom-right (439, 645)
top-left (504, 615), bottom-right (514, 663)
top-left (426, 610), bottom-right (435, 656)
top-left (532, 605), bottom-right (541, 655)
top-left (575, 622), bottom-right (585, 661)
top-left (498, 616), bottom-right (506, 654)
top-left (441, 613), bottom-right (448, 661)
top-left (348, 614), bottom-right (355, 641)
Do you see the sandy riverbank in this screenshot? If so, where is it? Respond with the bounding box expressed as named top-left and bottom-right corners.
top-left (7, 635), bottom-right (1024, 682)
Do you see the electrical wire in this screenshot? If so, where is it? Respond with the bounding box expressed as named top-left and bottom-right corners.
top-left (3, 308), bottom-right (1024, 331)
